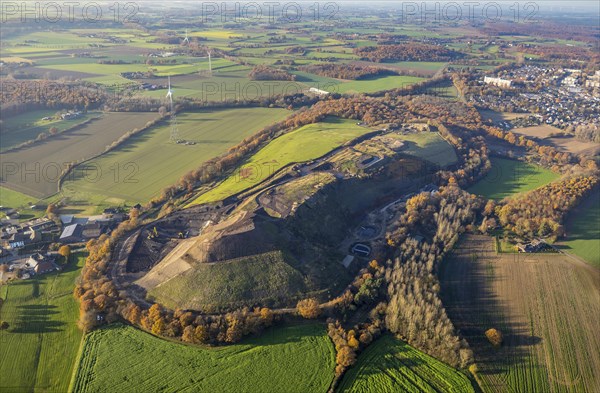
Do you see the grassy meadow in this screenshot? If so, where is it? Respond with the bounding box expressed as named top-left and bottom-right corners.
top-left (0, 187), bottom-right (38, 209)
top-left (190, 117), bottom-right (370, 205)
top-left (293, 71), bottom-right (425, 94)
top-left (70, 323), bottom-right (335, 393)
top-left (62, 107), bottom-right (289, 206)
top-left (396, 132), bottom-right (458, 167)
top-left (0, 110), bottom-right (101, 152)
top-left (138, 67), bottom-right (308, 101)
top-left (1, 112), bottom-right (159, 198)
top-left (37, 57), bottom-right (238, 84)
top-left (0, 253), bottom-right (86, 393)
top-left (468, 157), bottom-right (559, 200)
top-left (559, 191), bottom-right (600, 267)
top-left (335, 75), bottom-right (426, 94)
top-left (0, 187), bottom-right (44, 221)
top-left (337, 335), bottom-right (474, 393)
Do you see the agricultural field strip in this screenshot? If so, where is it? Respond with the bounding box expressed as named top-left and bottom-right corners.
top-left (70, 323), bottom-right (335, 393)
top-left (62, 108), bottom-right (290, 204)
top-left (1, 112), bottom-right (159, 198)
top-left (0, 254), bottom-right (86, 393)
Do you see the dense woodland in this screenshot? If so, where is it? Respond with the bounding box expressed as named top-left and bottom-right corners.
top-left (0, 80), bottom-right (107, 116)
top-left (248, 65), bottom-right (296, 81)
top-left (385, 186), bottom-right (480, 368)
top-left (571, 123), bottom-right (600, 143)
top-left (516, 44), bottom-right (600, 67)
top-left (354, 44), bottom-right (463, 62)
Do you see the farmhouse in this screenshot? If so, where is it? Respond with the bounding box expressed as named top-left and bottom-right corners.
top-left (516, 239), bottom-right (547, 253)
top-left (1, 224), bottom-right (45, 249)
top-left (59, 224), bottom-right (83, 243)
top-left (23, 217), bottom-right (56, 232)
top-left (82, 222), bottom-right (105, 239)
top-left (27, 253), bottom-right (58, 274)
top-left (61, 111), bottom-right (82, 120)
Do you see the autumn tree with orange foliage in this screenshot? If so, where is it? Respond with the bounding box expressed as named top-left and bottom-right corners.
top-left (297, 298), bottom-right (321, 319)
top-left (485, 328), bottom-right (503, 347)
top-left (495, 176), bottom-right (597, 239)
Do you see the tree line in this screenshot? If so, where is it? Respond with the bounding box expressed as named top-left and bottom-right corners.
top-left (1, 80), bottom-right (107, 116)
top-left (248, 65), bottom-right (296, 81)
top-left (385, 185), bottom-right (481, 368)
top-left (494, 175), bottom-right (598, 239)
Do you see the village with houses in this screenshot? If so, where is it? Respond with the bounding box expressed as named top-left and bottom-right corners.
top-left (473, 65), bottom-right (600, 132)
top-left (0, 204), bottom-right (132, 282)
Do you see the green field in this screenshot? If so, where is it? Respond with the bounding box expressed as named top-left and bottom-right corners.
top-left (335, 75), bottom-right (426, 94)
top-left (468, 157), bottom-right (559, 200)
top-left (70, 323), bottom-right (335, 393)
top-left (0, 187), bottom-right (44, 221)
top-left (0, 110), bottom-right (100, 152)
top-left (38, 57), bottom-right (236, 83)
top-left (337, 335), bottom-right (474, 393)
top-left (396, 132), bottom-right (458, 167)
top-left (559, 191), bottom-right (600, 267)
top-left (62, 108), bottom-right (289, 207)
top-left (2, 31), bottom-right (107, 53)
top-left (190, 117), bottom-right (370, 205)
top-left (424, 80), bottom-right (459, 100)
top-left (138, 67), bottom-right (307, 100)
top-left (1, 112), bottom-right (159, 198)
top-left (441, 235), bottom-right (600, 393)
top-left (0, 253), bottom-right (86, 393)
top-left (293, 71), bottom-right (425, 94)
top-left (0, 187), bottom-right (38, 209)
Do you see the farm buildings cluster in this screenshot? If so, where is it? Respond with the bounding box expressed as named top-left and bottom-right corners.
top-left (0, 206), bottom-right (127, 281)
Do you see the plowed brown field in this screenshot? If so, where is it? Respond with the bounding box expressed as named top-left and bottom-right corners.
top-left (440, 234), bottom-right (600, 393)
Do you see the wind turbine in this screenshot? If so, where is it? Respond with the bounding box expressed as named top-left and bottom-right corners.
top-left (207, 50), bottom-right (212, 75)
top-left (182, 29), bottom-right (190, 45)
top-left (196, 49), bottom-right (213, 76)
top-left (166, 76), bottom-right (180, 142)
top-left (166, 75), bottom-right (173, 100)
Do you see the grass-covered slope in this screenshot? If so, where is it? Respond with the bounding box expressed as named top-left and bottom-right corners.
top-left (0, 254), bottom-right (86, 393)
top-left (337, 335), bottom-right (475, 393)
top-left (71, 323), bottom-right (335, 393)
top-left (468, 157), bottom-right (559, 200)
top-left (396, 132), bottom-right (458, 168)
top-left (190, 117), bottom-right (369, 205)
top-left (147, 251), bottom-right (308, 312)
